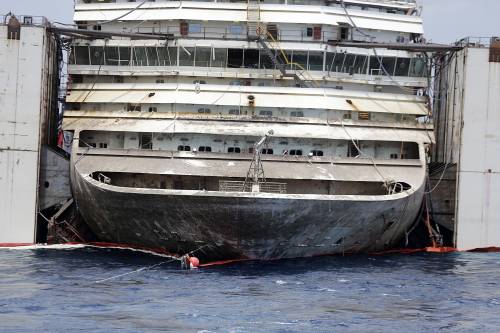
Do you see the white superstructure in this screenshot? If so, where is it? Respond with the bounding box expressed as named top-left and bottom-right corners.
top-left (63, 0), bottom-right (434, 259)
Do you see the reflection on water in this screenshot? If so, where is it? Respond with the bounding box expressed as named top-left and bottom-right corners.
top-left (0, 247), bottom-right (499, 332)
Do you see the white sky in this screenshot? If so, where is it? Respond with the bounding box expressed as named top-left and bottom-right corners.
top-left (0, 0), bottom-right (499, 43)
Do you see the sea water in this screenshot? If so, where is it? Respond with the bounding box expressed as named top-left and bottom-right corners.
top-left (0, 246), bottom-right (499, 332)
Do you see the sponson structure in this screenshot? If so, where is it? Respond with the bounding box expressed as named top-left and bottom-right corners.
top-left (63, 0), bottom-right (434, 260)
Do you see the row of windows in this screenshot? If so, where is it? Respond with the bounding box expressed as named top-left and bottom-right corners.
top-left (127, 104), bottom-right (305, 118)
top-left (86, 142), bottom-right (414, 159)
top-left (71, 45), bottom-right (427, 77)
top-left (177, 145), bottom-right (317, 156)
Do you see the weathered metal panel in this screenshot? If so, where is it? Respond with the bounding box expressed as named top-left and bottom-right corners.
top-left (0, 25), bottom-right (56, 243)
top-left (38, 147), bottom-right (71, 210)
top-left (64, 118), bottom-right (434, 143)
top-left (73, 3), bottom-right (423, 34)
top-left (455, 48), bottom-right (500, 250)
top-left (67, 83), bottom-right (429, 115)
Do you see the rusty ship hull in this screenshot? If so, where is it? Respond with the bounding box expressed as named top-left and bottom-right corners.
top-left (72, 166), bottom-right (424, 261)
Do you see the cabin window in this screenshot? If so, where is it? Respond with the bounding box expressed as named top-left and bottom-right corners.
top-left (290, 111), bottom-right (304, 117)
top-left (193, 80), bottom-right (207, 85)
top-left (178, 145), bottom-right (191, 152)
top-left (343, 111), bottom-right (352, 120)
top-left (156, 79), bottom-right (165, 84)
top-left (126, 104), bottom-right (141, 112)
top-left (198, 146), bottom-right (212, 152)
top-left (390, 153), bottom-right (399, 159)
top-left (311, 150), bottom-right (324, 157)
top-left (259, 110), bottom-right (273, 117)
top-left (340, 26), bottom-right (349, 41)
top-left (195, 47), bottom-right (211, 67)
top-left (158, 47), bottom-right (178, 66)
top-left (140, 133), bottom-right (153, 150)
top-left (99, 143), bottom-right (108, 149)
top-left (261, 149), bottom-right (274, 155)
top-left (290, 150), bottom-right (303, 156)
top-left (179, 47), bottom-right (195, 66)
top-left (198, 108), bottom-right (211, 114)
top-left (148, 107), bottom-right (158, 112)
top-left (118, 47), bottom-right (131, 66)
top-left (228, 49), bottom-right (244, 68)
top-left (189, 23), bottom-right (202, 34)
top-left (348, 141), bottom-right (360, 157)
top-left (228, 109), bottom-right (241, 115)
top-left (308, 52), bottom-right (324, 71)
top-left (395, 58), bottom-right (411, 76)
top-left (229, 25), bottom-right (243, 35)
top-left (228, 147), bottom-right (241, 153)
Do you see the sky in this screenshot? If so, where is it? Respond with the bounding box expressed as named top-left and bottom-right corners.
top-left (0, 0), bottom-right (499, 43)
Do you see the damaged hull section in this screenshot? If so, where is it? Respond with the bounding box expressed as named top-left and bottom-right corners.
top-left (73, 170), bottom-right (424, 260)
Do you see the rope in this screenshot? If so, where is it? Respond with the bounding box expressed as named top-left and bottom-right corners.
top-left (64, 0), bottom-right (150, 29)
top-left (339, 0), bottom-right (418, 94)
top-left (93, 244), bottom-right (210, 284)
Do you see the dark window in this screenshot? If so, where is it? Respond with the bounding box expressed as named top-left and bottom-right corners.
top-left (244, 49), bottom-right (259, 69)
top-left (158, 46), bottom-right (177, 66)
top-left (140, 133), bottom-right (153, 150)
top-left (119, 47), bottom-right (131, 66)
top-left (395, 58), bottom-right (411, 76)
top-left (290, 111), bottom-right (304, 117)
top-left (105, 47), bottom-right (119, 66)
top-left (261, 149), bottom-right (274, 155)
top-left (228, 147), bottom-right (241, 153)
top-left (227, 49), bottom-right (244, 68)
top-left (228, 109), bottom-right (241, 115)
top-left (311, 150), bottom-right (324, 157)
top-left (306, 27), bottom-right (313, 37)
top-left (74, 46), bottom-right (90, 65)
top-left (198, 108), bottom-right (211, 114)
top-left (199, 146), bottom-right (212, 152)
top-left (290, 150), bottom-right (303, 156)
top-left (178, 145), bottom-right (191, 152)
top-left (90, 46), bottom-right (104, 66)
top-left (340, 26), bottom-right (349, 41)
top-left (348, 141), bottom-right (360, 157)
top-left (99, 143), bottom-right (108, 149)
top-left (259, 110), bottom-right (273, 117)
top-left (126, 104), bottom-right (141, 112)
top-left (148, 107), bottom-right (158, 112)
top-left (195, 47), bottom-right (211, 67)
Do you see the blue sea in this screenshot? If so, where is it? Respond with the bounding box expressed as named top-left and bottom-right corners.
top-left (0, 246), bottom-right (499, 332)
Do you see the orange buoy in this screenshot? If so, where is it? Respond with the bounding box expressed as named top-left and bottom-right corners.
top-left (189, 256), bottom-right (200, 269)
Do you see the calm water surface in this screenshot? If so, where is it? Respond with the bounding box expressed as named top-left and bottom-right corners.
top-left (0, 247), bottom-right (499, 332)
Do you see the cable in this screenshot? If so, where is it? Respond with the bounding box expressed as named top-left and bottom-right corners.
top-left (339, 0), bottom-right (420, 94)
top-left (54, 0), bottom-right (148, 27)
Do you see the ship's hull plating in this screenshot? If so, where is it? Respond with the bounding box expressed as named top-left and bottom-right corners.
top-left (73, 171), bottom-right (424, 261)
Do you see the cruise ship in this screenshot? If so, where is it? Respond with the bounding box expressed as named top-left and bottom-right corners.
top-left (63, 0), bottom-right (433, 260)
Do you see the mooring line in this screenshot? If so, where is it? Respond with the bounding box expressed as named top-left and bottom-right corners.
top-left (93, 244), bottom-right (210, 284)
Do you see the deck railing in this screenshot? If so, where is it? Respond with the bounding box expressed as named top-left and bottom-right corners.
top-left (219, 180), bottom-right (287, 194)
